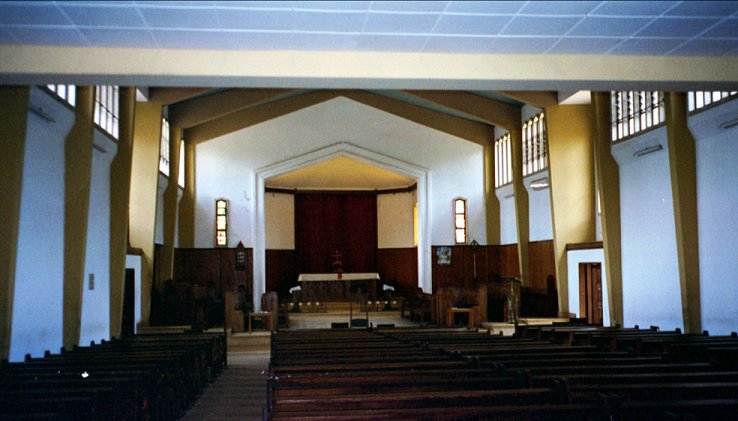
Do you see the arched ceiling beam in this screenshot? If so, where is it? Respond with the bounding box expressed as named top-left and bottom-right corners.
top-left (147, 87), bottom-right (211, 105)
top-left (184, 90), bottom-right (340, 144)
top-left (341, 90), bottom-right (494, 146)
top-left (403, 90), bottom-right (520, 131)
top-left (169, 88), bottom-right (296, 128)
top-left (499, 91), bottom-right (559, 109)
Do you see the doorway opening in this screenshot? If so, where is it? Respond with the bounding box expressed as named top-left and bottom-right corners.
top-left (578, 262), bottom-right (603, 325)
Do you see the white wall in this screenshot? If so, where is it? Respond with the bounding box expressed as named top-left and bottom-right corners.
top-left (377, 191), bottom-right (415, 249)
top-left (79, 130), bottom-right (117, 346)
top-left (265, 192), bottom-right (294, 249)
top-left (11, 87), bottom-right (70, 361)
top-left (496, 184), bottom-right (517, 244)
top-left (613, 127), bottom-right (683, 331)
top-left (11, 88), bottom-right (122, 360)
top-left (690, 98), bottom-right (738, 335)
top-left (567, 248), bottom-right (610, 327)
top-left (195, 97), bottom-right (485, 250)
top-left (524, 170), bottom-right (553, 241)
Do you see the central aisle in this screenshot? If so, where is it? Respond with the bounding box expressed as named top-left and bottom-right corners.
top-left (180, 352), bottom-right (270, 421)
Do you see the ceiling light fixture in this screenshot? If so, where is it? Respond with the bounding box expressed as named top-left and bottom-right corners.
top-left (719, 117), bottom-right (738, 129)
top-left (530, 177), bottom-right (549, 191)
top-left (633, 144), bottom-right (663, 157)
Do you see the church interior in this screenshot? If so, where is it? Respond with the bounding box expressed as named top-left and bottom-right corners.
top-left (2, 1), bottom-right (738, 419)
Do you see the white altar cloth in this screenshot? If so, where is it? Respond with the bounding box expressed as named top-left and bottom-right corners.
top-left (298, 273), bottom-right (380, 282)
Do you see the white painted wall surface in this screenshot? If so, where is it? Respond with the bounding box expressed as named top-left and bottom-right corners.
top-left (690, 98), bottom-right (738, 335)
top-left (11, 88), bottom-right (72, 361)
top-left (264, 192), bottom-right (294, 249)
top-left (567, 248), bottom-right (610, 327)
top-left (79, 130), bottom-right (117, 346)
top-left (524, 170), bottom-right (553, 241)
top-left (496, 184), bottom-right (517, 245)
top-left (613, 127), bottom-right (683, 331)
top-left (195, 97), bottom-right (485, 249)
top-left (377, 191), bottom-right (415, 249)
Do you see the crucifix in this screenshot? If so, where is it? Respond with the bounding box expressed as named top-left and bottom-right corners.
top-left (332, 250), bottom-right (342, 262)
top-left (332, 250), bottom-right (343, 273)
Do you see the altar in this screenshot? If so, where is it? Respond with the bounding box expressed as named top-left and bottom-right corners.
top-left (297, 273), bottom-right (381, 301)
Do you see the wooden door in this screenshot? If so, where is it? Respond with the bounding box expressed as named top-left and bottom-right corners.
top-left (578, 263), bottom-right (603, 325)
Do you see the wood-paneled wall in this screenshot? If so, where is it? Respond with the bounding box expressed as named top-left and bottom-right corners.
top-left (377, 248), bottom-right (418, 295)
top-left (431, 240), bottom-right (555, 292)
top-left (172, 240), bottom-right (554, 306)
top-left (529, 240), bottom-right (556, 291)
top-left (173, 247), bottom-right (251, 298)
top-left (266, 249), bottom-right (297, 298)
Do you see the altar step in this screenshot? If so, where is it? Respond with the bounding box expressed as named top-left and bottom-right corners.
top-left (291, 300), bottom-right (403, 314)
top-left (229, 331), bottom-right (270, 352)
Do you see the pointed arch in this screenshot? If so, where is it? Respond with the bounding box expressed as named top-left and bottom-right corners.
top-left (253, 142), bottom-right (431, 310)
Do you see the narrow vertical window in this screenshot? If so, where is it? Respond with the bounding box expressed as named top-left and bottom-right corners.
top-left (178, 139), bottom-right (185, 188)
top-left (610, 91), bottom-right (664, 142)
top-left (522, 113), bottom-right (547, 177)
top-left (46, 84), bottom-right (76, 107)
top-left (216, 199), bottom-right (228, 247)
top-left (159, 117), bottom-right (170, 176)
top-left (494, 133), bottom-right (512, 187)
top-left (94, 85), bottom-right (119, 139)
top-left (453, 198), bottom-right (467, 245)
top-left (687, 91), bottom-right (737, 112)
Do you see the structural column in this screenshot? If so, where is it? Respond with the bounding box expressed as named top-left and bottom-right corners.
top-left (483, 138), bottom-right (501, 245)
top-left (63, 86), bottom-right (95, 350)
top-left (545, 104), bottom-right (597, 316)
top-left (664, 92), bottom-right (701, 334)
top-left (129, 102), bottom-right (163, 327)
top-left (591, 91), bottom-right (624, 328)
top-left (109, 87), bottom-right (136, 338)
top-left (158, 124), bottom-right (183, 286)
top-left (509, 127), bottom-right (530, 286)
top-left (0, 87), bottom-right (30, 359)
top-left (177, 140), bottom-right (196, 248)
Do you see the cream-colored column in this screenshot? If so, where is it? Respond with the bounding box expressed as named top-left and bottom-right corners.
top-left (484, 138), bottom-right (501, 245)
top-left (592, 92), bottom-right (624, 327)
top-left (546, 104), bottom-right (597, 316)
top-left (509, 127), bottom-right (530, 286)
top-left (0, 87), bottom-right (30, 359)
top-left (177, 141), bottom-right (196, 248)
top-left (109, 87), bottom-right (136, 338)
top-left (63, 86), bottom-right (95, 350)
top-left (158, 124), bottom-right (182, 286)
top-left (129, 102), bottom-right (163, 327)
top-left (665, 92), bottom-right (701, 334)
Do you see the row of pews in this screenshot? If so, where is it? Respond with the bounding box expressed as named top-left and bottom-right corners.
top-left (266, 325), bottom-right (738, 420)
top-left (0, 331), bottom-right (226, 420)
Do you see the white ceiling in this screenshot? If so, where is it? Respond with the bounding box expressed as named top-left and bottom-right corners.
top-left (3, 1), bottom-right (737, 189)
top-left (1, 1), bottom-right (738, 56)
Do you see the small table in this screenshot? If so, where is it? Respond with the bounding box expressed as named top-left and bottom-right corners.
top-left (248, 311), bottom-right (272, 334)
top-left (447, 307), bottom-right (477, 329)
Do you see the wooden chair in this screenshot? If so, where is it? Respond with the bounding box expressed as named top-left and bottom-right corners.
top-left (223, 291), bottom-right (244, 333)
top-left (260, 291), bottom-right (279, 332)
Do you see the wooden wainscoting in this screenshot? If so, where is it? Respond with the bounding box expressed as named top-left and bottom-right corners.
top-left (377, 247), bottom-right (418, 295)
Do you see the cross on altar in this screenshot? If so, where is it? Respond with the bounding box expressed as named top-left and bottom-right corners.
top-left (332, 250), bottom-right (343, 273)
